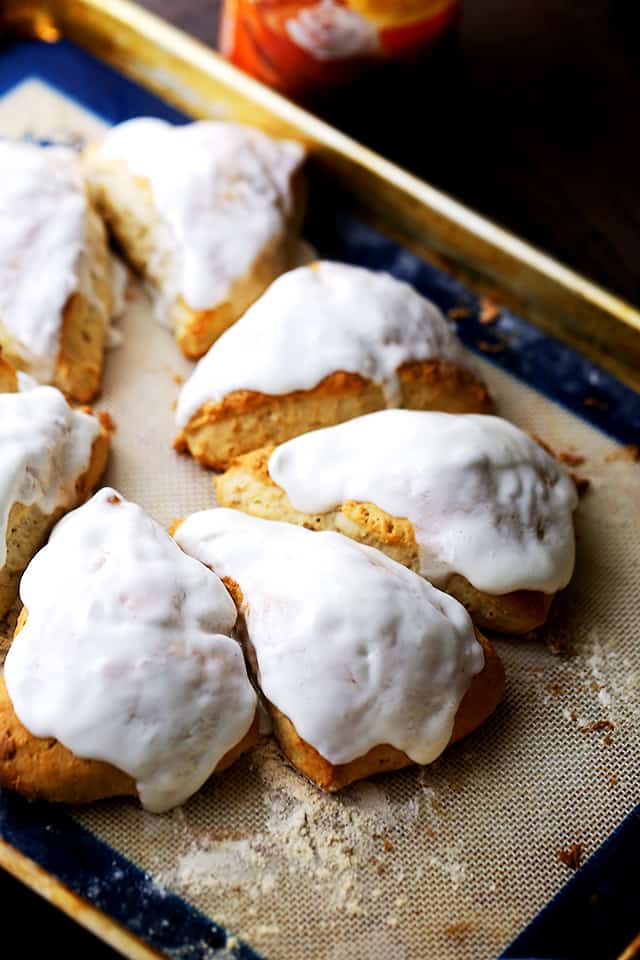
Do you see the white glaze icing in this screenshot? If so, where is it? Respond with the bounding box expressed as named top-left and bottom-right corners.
top-left (286, 0), bottom-right (380, 61)
top-left (0, 141), bottom-right (86, 381)
top-left (4, 489), bottom-right (257, 813)
top-left (268, 410), bottom-right (578, 595)
top-left (97, 119), bottom-right (305, 319)
top-left (176, 261), bottom-right (467, 427)
top-left (175, 508), bottom-right (484, 767)
top-left (0, 385), bottom-right (100, 567)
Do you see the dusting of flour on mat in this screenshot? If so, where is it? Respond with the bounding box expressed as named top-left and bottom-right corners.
top-left (151, 739), bottom-right (462, 946)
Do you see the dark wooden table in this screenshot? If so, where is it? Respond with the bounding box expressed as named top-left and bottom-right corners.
top-left (3, 2), bottom-right (639, 958)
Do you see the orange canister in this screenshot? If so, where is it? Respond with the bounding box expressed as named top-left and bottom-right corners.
top-left (220, 0), bottom-right (460, 97)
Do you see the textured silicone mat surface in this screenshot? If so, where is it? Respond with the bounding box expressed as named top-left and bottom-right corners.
top-left (1, 71), bottom-right (639, 960)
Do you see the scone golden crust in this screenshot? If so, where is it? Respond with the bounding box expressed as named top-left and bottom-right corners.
top-left (52, 204), bottom-right (112, 403)
top-left (0, 666), bottom-right (259, 805)
top-left (214, 445), bottom-right (556, 634)
top-left (269, 630), bottom-right (504, 792)
top-left (84, 120), bottom-right (306, 359)
top-left (176, 362), bottom-right (491, 471)
top-left (174, 261), bottom-right (491, 468)
top-left (0, 419), bottom-right (110, 620)
top-left (0, 143), bottom-right (112, 405)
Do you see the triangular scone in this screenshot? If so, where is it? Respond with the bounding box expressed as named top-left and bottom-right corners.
top-left (84, 118), bottom-right (306, 359)
top-left (175, 261), bottom-right (491, 468)
top-left (174, 509), bottom-right (504, 792)
top-left (1, 490), bottom-right (258, 810)
top-left (0, 374), bottom-right (110, 619)
top-left (0, 141), bottom-right (113, 403)
top-left (214, 410), bottom-right (579, 635)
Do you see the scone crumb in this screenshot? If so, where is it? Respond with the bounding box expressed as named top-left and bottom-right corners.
top-left (605, 444), bottom-right (640, 463)
top-left (479, 296), bottom-right (501, 325)
top-left (558, 450), bottom-right (585, 467)
top-left (445, 921), bottom-right (472, 944)
top-left (578, 719), bottom-right (614, 734)
top-left (106, 494), bottom-right (121, 505)
top-left (478, 339), bottom-right (505, 354)
top-left (98, 410), bottom-right (117, 433)
top-left (557, 842), bottom-right (582, 870)
top-left (447, 306), bottom-right (472, 321)
top-left (173, 374), bottom-right (184, 385)
top-left (583, 396), bottom-right (608, 411)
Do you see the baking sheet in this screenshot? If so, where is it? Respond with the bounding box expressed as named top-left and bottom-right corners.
top-left (0, 41), bottom-right (639, 960)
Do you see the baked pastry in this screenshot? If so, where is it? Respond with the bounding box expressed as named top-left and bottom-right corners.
top-left (0, 376), bottom-right (110, 619)
top-left (0, 351), bottom-right (18, 393)
top-left (174, 509), bottom-right (504, 792)
top-left (0, 489), bottom-right (258, 810)
top-left (84, 118), bottom-right (306, 359)
top-left (175, 260), bottom-right (491, 469)
top-left (0, 140), bottom-right (112, 403)
top-left (215, 410), bottom-right (579, 634)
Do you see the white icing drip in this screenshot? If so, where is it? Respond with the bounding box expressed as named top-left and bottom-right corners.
top-left (4, 489), bottom-right (257, 813)
top-left (0, 385), bottom-right (100, 567)
top-left (175, 509), bottom-right (484, 767)
top-left (16, 371), bottom-right (39, 392)
top-left (286, 0), bottom-right (380, 61)
top-left (97, 119), bottom-right (305, 318)
top-left (0, 141), bottom-right (86, 381)
top-left (268, 410), bottom-right (578, 595)
top-left (176, 261), bottom-right (467, 427)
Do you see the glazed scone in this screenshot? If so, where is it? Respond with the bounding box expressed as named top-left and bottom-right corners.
top-left (175, 261), bottom-right (491, 469)
top-left (0, 489), bottom-right (258, 810)
top-left (215, 410), bottom-right (579, 634)
top-left (0, 381), bottom-right (110, 619)
top-left (0, 140), bottom-right (112, 403)
top-left (174, 509), bottom-right (504, 792)
top-left (84, 118), bottom-right (306, 359)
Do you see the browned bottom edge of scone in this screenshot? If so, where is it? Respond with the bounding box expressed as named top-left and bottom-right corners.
top-left (269, 630), bottom-right (505, 792)
top-left (0, 663), bottom-right (259, 806)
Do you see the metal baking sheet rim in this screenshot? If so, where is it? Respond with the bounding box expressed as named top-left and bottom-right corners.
top-left (0, 4), bottom-right (638, 960)
top-left (3, 0), bottom-right (640, 391)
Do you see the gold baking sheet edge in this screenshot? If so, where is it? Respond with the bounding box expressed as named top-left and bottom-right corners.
top-left (0, 839), bottom-right (166, 960)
